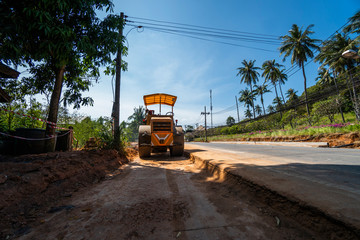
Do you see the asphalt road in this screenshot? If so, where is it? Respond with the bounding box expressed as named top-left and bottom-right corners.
top-left (188, 142), bottom-right (360, 193)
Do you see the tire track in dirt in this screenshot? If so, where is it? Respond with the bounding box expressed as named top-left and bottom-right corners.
top-left (165, 168), bottom-right (188, 239)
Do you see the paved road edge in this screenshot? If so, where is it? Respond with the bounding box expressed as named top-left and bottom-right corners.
top-left (184, 150), bottom-right (360, 236)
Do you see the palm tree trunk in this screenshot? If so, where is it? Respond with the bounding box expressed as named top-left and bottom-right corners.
top-left (278, 82), bottom-right (286, 105)
top-left (301, 64), bottom-right (311, 117)
top-left (349, 70), bottom-right (360, 121)
top-left (332, 71), bottom-right (345, 123)
top-left (261, 94), bottom-right (265, 114)
top-left (273, 82), bottom-right (282, 119)
top-left (249, 83), bottom-right (256, 118)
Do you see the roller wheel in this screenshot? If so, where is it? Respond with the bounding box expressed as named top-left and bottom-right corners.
top-left (139, 146), bottom-right (151, 158)
top-left (170, 145), bottom-right (184, 157)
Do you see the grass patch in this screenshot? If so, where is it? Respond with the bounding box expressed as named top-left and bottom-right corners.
top-left (194, 112), bottom-right (360, 142)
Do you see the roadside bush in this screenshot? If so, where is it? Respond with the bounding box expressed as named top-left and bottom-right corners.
top-left (220, 126), bottom-right (230, 135)
top-left (312, 97), bottom-right (342, 123)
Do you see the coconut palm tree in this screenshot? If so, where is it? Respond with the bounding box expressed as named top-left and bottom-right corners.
top-left (315, 67), bottom-right (334, 86)
top-left (237, 60), bottom-right (260, 118)
top-left (315, 33), bottom-right (356, 121)
top-left (272, 97), bottom-right (283, 111)
top-left (239, 89), bottom-right (253, 118)
top-left (344, 10), bottom-right (360, 35)
top-left (267, 105), bottom-right (275, 113)
top-left (262, 60), bottom-right (283, 112)
top-left (255, 104), bottom-right (262, 116)
top-left (315, 33), bottom-right (355, 75)
top-left (244, 109), bottom-right (252, 119)
top-left (286, 88), bottom-right (298, 103)
top-left (279, 24), bottom-right (320, 117)
top-left (254, 83), bottom-right (271, 114)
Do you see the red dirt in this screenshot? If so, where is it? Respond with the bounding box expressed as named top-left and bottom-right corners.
top-left (222, 132), bottom-right (360, 148)
top-left (0, 149), bottom-right (132, 239)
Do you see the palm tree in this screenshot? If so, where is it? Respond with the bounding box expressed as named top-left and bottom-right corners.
top-left (277, 68), bottom-right (288, 104)
top-left (286, 88), bottom-right (298, 103)
top-left (344, 10), bottom-right (360, 35)
top-left (254, 83), bottom-right (271, 114)
top-left (237, 60), bottom-right (260, 118)
top-left (315, 33), bottom-right (354, 75)
top-left (315, 67), bottom-right (334, 86)
top-left (128, 106), bottom-right (146, 127)
top-left (315, 32), bottom-right (358, 120)
top-left (279, 24), bottom-right (320, 117)
top-left (267, 105), bottom-right (275, 113)
top-left (255, 104), bottom-right (262, 116)
top-left (262, 60), bottom-right (282, 112)
top-left (239, 89), bottom-right (253, 117)
top-left (244, 109), bottom-right (252, 119)
top-left (272, 97), bottom-right (282, 111)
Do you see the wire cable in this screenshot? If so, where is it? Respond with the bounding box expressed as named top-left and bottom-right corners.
top-left (127, 24), bottom-right (277, 52)
top-left (128, 20), bottom-right (281, 43)
top-left (127, 16), bottom-right (280, 38)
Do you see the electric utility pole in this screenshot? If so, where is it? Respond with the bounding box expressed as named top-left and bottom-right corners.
top-left (201, 106), bottom-right (210, 142)
top-left (210, 90), bottom-right (213, 128)
top-left (113, 12), bottom-right (124, 150)
top-left (235, 96), bottom-right (240, 123)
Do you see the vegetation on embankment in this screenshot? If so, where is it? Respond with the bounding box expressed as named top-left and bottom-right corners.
top-left (190, 111), bottom-right (360, 147)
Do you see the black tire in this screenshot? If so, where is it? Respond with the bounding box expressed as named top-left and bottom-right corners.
top-left (170, 145), bottom-right (184, 156)
top-left (171, 126), bottom-right (184, 156)
top-left (139, 146), bottom-right (151, 158)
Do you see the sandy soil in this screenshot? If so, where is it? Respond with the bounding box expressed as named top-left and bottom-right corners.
top-left (13, 152), bottom-right (333, 240)
top-left (0, 149), bottom-right (131, 239)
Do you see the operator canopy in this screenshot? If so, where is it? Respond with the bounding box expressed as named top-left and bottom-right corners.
top-left (143, 93), bottom-right (177, 107)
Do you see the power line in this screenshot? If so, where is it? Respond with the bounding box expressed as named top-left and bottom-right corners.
top-left (127, 24), bottom-right (277, 52)
top-left (127, 16), bottom-right (280, 38)
top-left (129, 23), bottom-right (280, 45)
top-left (127, 21), bottom-right (280, 44)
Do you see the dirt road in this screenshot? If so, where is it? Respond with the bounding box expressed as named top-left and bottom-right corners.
top-left (19, 153), bottom-right (328, 240)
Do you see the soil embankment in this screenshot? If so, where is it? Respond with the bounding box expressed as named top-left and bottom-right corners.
top-left (217, 132), bottom-right (360, 148)
top-left (0, 149), bottom-right (132, 239)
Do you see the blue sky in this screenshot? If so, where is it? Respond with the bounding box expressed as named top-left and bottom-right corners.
top-left (77, 0), bottom-right (359, 127)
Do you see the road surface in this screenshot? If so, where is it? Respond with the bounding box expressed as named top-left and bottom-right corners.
top-left (19, 154), bottom-right (333, 240)
top-left (188, 142), bottom-right (360, 193)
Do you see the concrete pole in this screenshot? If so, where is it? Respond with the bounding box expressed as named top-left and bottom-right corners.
top-left (113, 12), bottom-right (124, 150)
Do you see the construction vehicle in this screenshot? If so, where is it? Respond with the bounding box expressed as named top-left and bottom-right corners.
top-left (138, 93), bottom-right (184, 158)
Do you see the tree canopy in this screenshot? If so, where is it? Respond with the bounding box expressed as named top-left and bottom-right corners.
top-left (0, 0), bottom-right (126, 135)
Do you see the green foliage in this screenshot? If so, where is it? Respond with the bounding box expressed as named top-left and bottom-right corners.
top-left (312, 97), bottom-right (342, 123)
top-left (281, 109), bottom-right (298, 128)
top-left (126, 106), bottom-right (145, 141)
top-left (244, 109), bottom-right (252, 119)
top-left (226, 116), bottom-right (235, 126)
top-left (0, 0), bottom-right (128, 133)
top-left (69, 116), bottom-right (114, 148)
top-left (185, 125), bottom-right (194, 132)
top-left (0, 99), bottom-right (44, 132)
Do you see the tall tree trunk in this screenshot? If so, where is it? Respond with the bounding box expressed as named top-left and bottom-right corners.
top-left (273, 82), bottom-right (282, 119)
top-left (45, 65), bottom-right (66, 137)
top-left (301, 64), bottom-right (311, 117)
top-left (278, 82), bottom-right (286, 105)
top-left (261, 94), bottom-right (265, 114)
top-left (332, 70), bottom-right (345, 123)
top-left (249, 83), bottom-right (256, 118)
top-left (349, 70), bottom-right (360, 121)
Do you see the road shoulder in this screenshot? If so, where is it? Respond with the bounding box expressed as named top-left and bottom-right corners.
top-left (185, 143), bottom-right (360, 231)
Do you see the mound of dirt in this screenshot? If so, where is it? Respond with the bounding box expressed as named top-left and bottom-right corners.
top-left (0, 149), bottom-right (131, 239)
